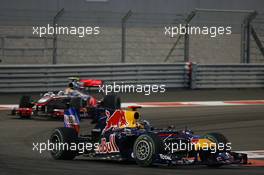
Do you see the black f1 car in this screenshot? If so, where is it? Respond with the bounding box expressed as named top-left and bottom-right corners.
top-left (12, 78), bottom-right (120, 119)
top-left (49, 105), bottom-right (247, 167)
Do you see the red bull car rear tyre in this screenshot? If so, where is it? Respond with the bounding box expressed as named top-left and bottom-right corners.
top-left (50, 127), bottom-right (78, 160)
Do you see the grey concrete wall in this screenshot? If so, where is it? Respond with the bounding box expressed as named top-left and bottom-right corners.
top-left (189, 34), bottom-right (241, 64)
top-left (1, 0), bottom-right (264, 14)
top-left (0, 26), bottom-right (52, 64)
top-left (0, 23), bottom-right (185, 64)
top-left (251, 14), bottom-right (264, 63)
top-left (56, 27), bottom-right (122, 64)
top-left (0, 0), bottom-right (263, 64)
top-left (0, 25), bottom-right (244, 64)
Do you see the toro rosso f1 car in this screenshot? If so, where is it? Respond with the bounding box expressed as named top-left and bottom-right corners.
top-left (12, 78), bottom-right (120, 119)
top-left (49, 106), bottom-right (247, 167)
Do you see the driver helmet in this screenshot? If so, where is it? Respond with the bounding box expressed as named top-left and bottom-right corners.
top-left (68, 82), bottom-right (74, 89)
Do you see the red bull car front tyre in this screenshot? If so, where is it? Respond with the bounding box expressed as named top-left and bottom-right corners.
top-left (133, 133), bottom-right (162, 167)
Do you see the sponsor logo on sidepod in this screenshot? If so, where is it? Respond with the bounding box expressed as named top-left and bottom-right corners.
top-left (96, 134), bottom-right (119, 154)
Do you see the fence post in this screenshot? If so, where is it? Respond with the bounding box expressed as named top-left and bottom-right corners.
top-left (165, 10), bottom-right (196, 62)
top-left (246, 20), bottom-right (251, 63)
top-left (241, 11), bottom-right (257, 63)
top-left (52, 8), bottom-right (64, 64)
top-left (191, 62), bottom-right (197, 89)
top-left (1, 36), bottom-right (4, 57)
top-left (240, 22), bottom-right (245, 63)
top-left (121, 10), bottom-right (132, 63)
top-left (184, 32), bottom-right (189, 62)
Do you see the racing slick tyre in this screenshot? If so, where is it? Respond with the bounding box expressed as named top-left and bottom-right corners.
top-left (50, 127), bottom-right (78, 160)
top-left (203, 132), bottom-right (229, 168)
top-left (102, 94), bottom-right (121, 109)
top-left (133, 133), bottom-right (161, 167)
top-left (19, 96), bottom-right (33, 108)
top-left (11, 108), bottom-right (16, 115)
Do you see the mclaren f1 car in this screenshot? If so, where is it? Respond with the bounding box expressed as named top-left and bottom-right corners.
top-left (11, 78), bottom-right (120, 119)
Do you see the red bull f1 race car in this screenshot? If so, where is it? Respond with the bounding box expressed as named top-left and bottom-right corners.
top-left (12, 78), bottom-right (120, 119)
top-left (49, 105), bottom-right (248, 167)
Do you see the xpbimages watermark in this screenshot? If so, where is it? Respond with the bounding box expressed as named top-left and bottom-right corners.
top-left (164, 140), bottom-right (232, 154)
top-left (32, 24), bottom-right (100, 37)
top-left (32, 140), bottom-right (232, 154)
top-left (98, 82), bottom-right (166, 95)
top-left (164, 24), bottom-right (232, 38)
top-left (32, 140), bottom-right (98, 154)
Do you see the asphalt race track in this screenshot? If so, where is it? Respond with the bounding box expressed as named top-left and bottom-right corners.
top-left (0, 89), bottom-right (264, 175)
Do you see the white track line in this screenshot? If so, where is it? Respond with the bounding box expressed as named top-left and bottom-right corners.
top-left (121, 100), bottom-right (264, 108)
top-left (0, 104), bottom-right (18, 110)
top-left (1, 100), bottom-right (264, 110)
top-left (237, 150), bottom-right (264, 158)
